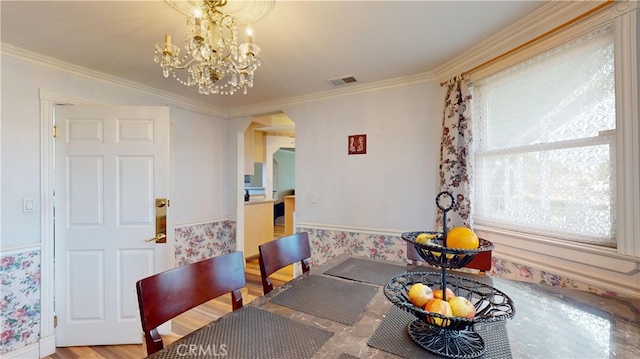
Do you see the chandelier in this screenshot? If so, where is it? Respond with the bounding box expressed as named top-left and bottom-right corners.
top-left (154, 0), bottom-right (261, 95)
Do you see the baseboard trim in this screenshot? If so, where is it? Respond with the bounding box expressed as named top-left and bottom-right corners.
top-left (2, 342), bottom-right (40, 359)
top-left (39, 335), bottom-right (56, 358)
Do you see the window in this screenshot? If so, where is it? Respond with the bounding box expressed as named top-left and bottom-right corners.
top-left (472, 27), bottom-right (616, 247)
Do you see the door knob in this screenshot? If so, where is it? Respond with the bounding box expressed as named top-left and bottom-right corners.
top-left (145, 233), bottom-right (166, 243)
top-left (147, 198), bottom-right (168, 244)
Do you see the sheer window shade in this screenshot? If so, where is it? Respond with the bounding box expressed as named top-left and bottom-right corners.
top-left (472, 27), bottom-right (616, 247)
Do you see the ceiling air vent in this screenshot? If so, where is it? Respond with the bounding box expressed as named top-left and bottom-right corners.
top-left (326, 75), bottom-right (358, 87)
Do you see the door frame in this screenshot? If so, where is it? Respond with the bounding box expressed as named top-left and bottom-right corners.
top-left (38, 89), bottom-right (174, 355)
top-left (39, 89), bottom-right (100, 356)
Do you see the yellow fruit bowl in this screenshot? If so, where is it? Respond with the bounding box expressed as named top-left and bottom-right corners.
top-left (403, 231), bottom-right (494, 270)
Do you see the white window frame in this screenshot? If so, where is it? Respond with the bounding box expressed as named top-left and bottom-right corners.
top-left (470, 3), bottom-right (639, 261)
top-left (473, 26), bottom-right (617, 248)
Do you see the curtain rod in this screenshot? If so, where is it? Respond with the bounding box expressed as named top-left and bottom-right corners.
top-left (440, 0), bottom-right (615, 87)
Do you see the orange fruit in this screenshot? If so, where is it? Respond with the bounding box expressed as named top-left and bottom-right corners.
top-left (446, 227), bottom-right (479, 249)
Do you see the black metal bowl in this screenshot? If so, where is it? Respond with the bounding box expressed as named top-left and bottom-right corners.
top-left (384, 271), bottom-right (515, 331)
top-left (402, 231), bottom-right (494, 269)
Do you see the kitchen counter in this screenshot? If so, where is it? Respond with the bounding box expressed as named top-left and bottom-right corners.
top-left (245, 199), bottom-right (275, 205)
top-left (284, 195), bottom-right (295, 235)
top-left (244, 199), bottom-right (274, 258)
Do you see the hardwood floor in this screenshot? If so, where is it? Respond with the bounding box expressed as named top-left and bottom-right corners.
top-left (44, 225), bottom-right (291, 359)
top-left (273, 222), bottom-right (285, 238)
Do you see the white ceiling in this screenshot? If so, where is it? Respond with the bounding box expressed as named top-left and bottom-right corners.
top-left (1, 0), bottom-right (549, 113)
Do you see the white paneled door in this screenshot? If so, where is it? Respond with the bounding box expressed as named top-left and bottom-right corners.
top-left (54, 106), bottom-right (170, 346)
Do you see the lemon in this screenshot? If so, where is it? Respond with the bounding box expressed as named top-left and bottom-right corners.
top-left (416, 233), bottom-right (436, 244)
top-left (446, 227), bottom-right (479, 249)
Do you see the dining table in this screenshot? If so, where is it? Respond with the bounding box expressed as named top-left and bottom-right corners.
top-left (146, 254), bottom-right (640, 359)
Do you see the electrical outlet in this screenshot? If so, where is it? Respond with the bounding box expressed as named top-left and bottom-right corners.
top-left (310, 192), bottom-right (318, 204)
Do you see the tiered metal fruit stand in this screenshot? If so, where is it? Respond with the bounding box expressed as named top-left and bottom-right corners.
top-left (384, 192), bottom-right (515, 358)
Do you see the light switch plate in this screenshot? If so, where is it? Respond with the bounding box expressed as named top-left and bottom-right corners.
top-left (23, 197), bottom-right (36, 213)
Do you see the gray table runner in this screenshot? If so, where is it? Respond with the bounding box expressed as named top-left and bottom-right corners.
top-left (323, 257), bottom-right (408, 286)
top-left (270, 274), bottom-right (379, 325)
top-left (148, 306), bottom-right (333, 359)
top-left (368, 306), bottom-right (512, 359)
top-left (337, 353), bottom-right (360, 359)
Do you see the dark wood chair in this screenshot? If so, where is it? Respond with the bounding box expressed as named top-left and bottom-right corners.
top-left (258, 232), bottom-right (311, 294)
top-left (135, 251), bottom-right (246, 356)
top-left (407, 240), bottom-right (492, 273)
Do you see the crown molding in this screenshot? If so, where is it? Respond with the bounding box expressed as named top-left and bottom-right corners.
top-left (434, 0), bottom-right (613, 82)
top-left (0, 42), bottom-right (227, 117)
top-left (2, 41), bottom-right (436, 120)
top-left (227, 70), bottom-right (438, 118)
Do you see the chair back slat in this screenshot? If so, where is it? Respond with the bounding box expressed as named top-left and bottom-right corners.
top-left (258, 232), bottom-right (311, 294)
top-left (136, 251), bottom-right (246, 355)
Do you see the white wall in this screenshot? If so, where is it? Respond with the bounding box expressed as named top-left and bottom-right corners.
top-left (265, 135), bottom-right (296, 201)
top-left (225, 117), bottom-right (252, 219)
top-left (284, 81), bottom-right (442, 232)
top-left (273, 149), bottom-right (295, 200)
top-left (170, 106), bottom-right (228, 224)
top-left (0, 53), bottom-right (228, 249)
top-left (1, 55), bottom-right (46, 248)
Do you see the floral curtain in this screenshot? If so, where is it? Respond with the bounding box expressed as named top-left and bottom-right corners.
top-left (436, 77), bottom-right (473, 231)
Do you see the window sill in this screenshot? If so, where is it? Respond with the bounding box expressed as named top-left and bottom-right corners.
top-left (475, 224), bottom-right (639, 273)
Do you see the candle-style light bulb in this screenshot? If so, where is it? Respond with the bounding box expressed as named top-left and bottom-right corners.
top-left (246, 25), bottom-right (254, 43)
top-left (165, 34), bottom-right (171, 45)
top-left (194, 9), bottom-right (201, 26)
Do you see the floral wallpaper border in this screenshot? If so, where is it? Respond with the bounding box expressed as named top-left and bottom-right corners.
top-left (300, 227), bottom-right (408, 267)
top-left (489, 256), bottom-right (621, 297)
top-left (0, 249), bottom-right (41, 355)
top-left (174, 219), bottom-right (236, 267)
top-left (300, 226), bottom-right (622, 298)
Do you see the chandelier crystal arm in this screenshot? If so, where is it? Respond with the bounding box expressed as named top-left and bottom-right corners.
top-left (162, 57), bottom-right (198, 71)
